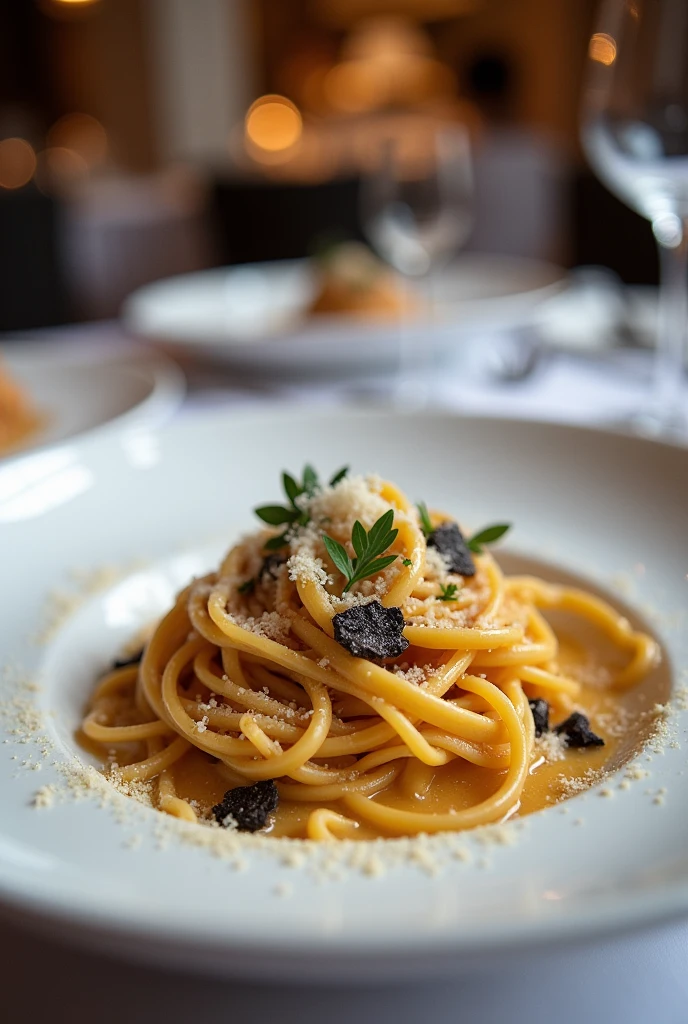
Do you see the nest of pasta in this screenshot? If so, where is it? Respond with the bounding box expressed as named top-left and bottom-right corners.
top-left (82, 471), bottom-right (658, 840)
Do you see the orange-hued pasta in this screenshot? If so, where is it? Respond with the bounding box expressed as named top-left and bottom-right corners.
top-left (81, 470), bottom-right (662, 840)
top-left (308, 242), bottom-right (416, 319)
top-left (0, 358), bottom-right (40, 454)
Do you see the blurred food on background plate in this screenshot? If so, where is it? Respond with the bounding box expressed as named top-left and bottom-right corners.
top-left (0, 359), bottom-right (41, 454)
top-left (308, 241), bottom-right (418, 319)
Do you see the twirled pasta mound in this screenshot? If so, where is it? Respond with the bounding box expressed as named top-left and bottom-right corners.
top-left (82, 472), bottom-right (660, 840)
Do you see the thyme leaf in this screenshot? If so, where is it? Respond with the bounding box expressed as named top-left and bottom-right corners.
top-left (466, 523), bottom-right (511, 554)
top-left (416, 501), bottom-right (434, 537)
top-left (323, 509), bottom-right (398, 593)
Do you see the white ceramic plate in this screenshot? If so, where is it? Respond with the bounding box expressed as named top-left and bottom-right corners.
top-left (123, 254), bottom-right (566, 379)
top-left (0, 336), bottom-right (186, 460)
top-left (0, 410), bottom-right (686, 980)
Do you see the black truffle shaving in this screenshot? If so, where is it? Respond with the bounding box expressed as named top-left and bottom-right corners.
top-left (212, 779), bottom-right (279, 832)
top-left (260, 554), bottom-right (287, 581)
top-left (427, 522), bottom-right (476, 577)
top-left (528, 698), bottom-right (550, 738)
top-left (332, 600), bottom-right (409, 660)
top-left (555, 712), bottom-right (605, 748)
top-left (112, 649), bottom-right (143, 670)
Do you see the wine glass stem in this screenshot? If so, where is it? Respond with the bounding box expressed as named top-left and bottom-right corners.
top-left (651, 218), bottom-right (688, 432)
top-left (395, 272), bottom-right (431, 410)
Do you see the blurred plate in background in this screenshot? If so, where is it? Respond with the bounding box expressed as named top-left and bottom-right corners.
top-left (124, 253), bottom-right (567, 380)
top-left (0, 337), bottom-right (185, 461)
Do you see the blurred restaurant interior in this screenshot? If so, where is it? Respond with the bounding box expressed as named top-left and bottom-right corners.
top-left (0, 0), bottom-right (658, 331)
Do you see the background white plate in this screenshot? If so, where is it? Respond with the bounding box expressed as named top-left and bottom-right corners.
top-left (0, 410), bottom-right (686, 980)
top-left (123, 254), bottom-right (566, 378)
top-left (0, 335), bottom-right (186, 460)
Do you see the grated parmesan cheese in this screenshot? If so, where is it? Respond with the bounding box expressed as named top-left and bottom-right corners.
top-left (307, 475), bottom-right (393, 534)
top-left (32, 784), bottom-right (57, 808)
top-left (287, 551), bottom-right (332, 588)
top-left (424, 546), bottom-right (450, 578)
top-left (393, 664), bottom-right (428, 686)
top-left (534, 731), bottom-right (568, 762)
top-left (226, 610), bottom-right (291, 645)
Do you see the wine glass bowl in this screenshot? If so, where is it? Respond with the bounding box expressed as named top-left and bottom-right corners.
top-left (360, 124), bottom-right (473, 278)
top-left (358, 121), bottom-right (474, 405)
top-left (582, 0), bottom-right (688, 437)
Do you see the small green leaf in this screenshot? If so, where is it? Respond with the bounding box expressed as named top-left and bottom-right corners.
top-left (417, 502), bottom-right (434, 537)
top-left (373, 529), bottom-right (397, 555)
top-left (347, 554), bottom-right (397, 588)
top-left (438, 582), bottom-right (459, 602)
top-left (366, 508), bottom-right (396, 552)
top-left (322, 534), bottom-right (353, 580)
top-left (255, 505), bottom-right (298, 526)
top-left (282, 472), bottom-right (301, 507)
top-left (402, 558), bottom-right (413, 568)
top-left (467, 523), bottom-right (511, 554)
top-left (302, 465), bottom-right (319, 497)
top-left (329, 466), bottom-right (349, 487)
top-left (366, 554), bottom-right (398, 573)
top-left (323, 509), bottom-right (399, 593)
top-left (238, 578), bottom-right (255, 595)
top-left (351, 520), bottom-right (367, 560)
top-left (264, 532), bottom-right (290, 551)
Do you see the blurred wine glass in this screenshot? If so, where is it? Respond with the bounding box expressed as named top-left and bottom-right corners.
top-left (359, 123), bottom-right (473, 404)
top-left (582, 0), bottom-right (688, 438)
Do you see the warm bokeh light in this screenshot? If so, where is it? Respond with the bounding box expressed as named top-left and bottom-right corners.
top-left (47, 113), bottom-right (108, 168)
top-left (342, 16), bottom-right (431, 62)
top-left (0, 138), bottom-right (37, 190)
top-left (323, 61), bottom-right (382, 114)
top-left (245, 95), bottom-right (303, 153)
top-left (589, 33), bottom-right (617, 66)
top-left (321, 18), bottom-right (455, 115)
top-left (40, 0), bottom-right (101, 19)
top-left (35, 147), bottom-right (89, 194)
top-left (316, 0), bottom-right (482, 29)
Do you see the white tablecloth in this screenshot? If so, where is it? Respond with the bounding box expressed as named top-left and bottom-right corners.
top-left (180, 341), bottom-right (687, 443)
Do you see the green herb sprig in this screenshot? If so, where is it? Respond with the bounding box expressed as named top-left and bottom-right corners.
top-left (438, 582), bottom-right (459, 602)
top-left (322, 509), bottom-right (398, 593)
top-left (255, 465), bottom-right (349, 550)
top-left (416, 501), bottom-right (434, 537)
top-left (417, 500), bottom-right (511, 555)
top-left (237, 578), bottom-right (255, 595)
top-left (467, 523), bottom-right (511, 554)
top-left (329, 466), bottom-right (350, 487)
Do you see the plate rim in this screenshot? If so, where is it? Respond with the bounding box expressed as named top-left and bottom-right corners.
top-left (0, 335), bottom-right (186, 464)
top-left (122, 253), bottom-right (569, 358)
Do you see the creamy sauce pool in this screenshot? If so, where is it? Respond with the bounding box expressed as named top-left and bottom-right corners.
top-left (136, 606), bottom-right (669, 841)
